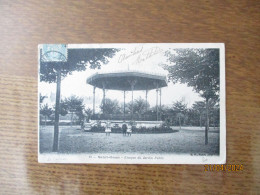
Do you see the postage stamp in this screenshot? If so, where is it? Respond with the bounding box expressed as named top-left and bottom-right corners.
top-left (41, 44), bottom-right (67, 62)
top-left (38, 43), bottom-right (225, 164)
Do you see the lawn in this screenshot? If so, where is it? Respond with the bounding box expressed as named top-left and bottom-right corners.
top-left (39, 126), bottom-right (220, 155)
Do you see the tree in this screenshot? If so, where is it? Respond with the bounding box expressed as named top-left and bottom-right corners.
top-left (133, 97), bottom-right (149, 117)
top-left (62, 96), bottom-right (85, 126)
top-left (100, 98), bottom-right (121, 115)
top-left (172, 100), bottom-right (187, 129)
top-left (186, 108), bottom-right (200, 126)
top-left (192, 101), bottom-right (205, 127)
top-left (84, 108), bottom-right (92, 123)
top-left (40, 104), bottom-right (53, 126)
top-left (192, 100), bottom-right (219, 128)
top-left (209, 102), bottom-right (220, 129)
top-left (124, 97), bottom-right (150, 120)
top-left (59, 100), bottom-right (69, 116)
top-left (39, 94), bottom-right (48, 125)
top-left (160, 105), bottom-right (173, 124)
top-left (164, 48), bottom-right (219, 144)
top-left (40, 94), bottom-right (46, 105)
top-left (40, 47), bottom-right (118, 151)
top-left (75, 108), bottom-right (91, 130)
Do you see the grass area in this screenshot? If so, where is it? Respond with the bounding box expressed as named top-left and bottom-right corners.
top-left (39, 126), bottom-right (219, 155)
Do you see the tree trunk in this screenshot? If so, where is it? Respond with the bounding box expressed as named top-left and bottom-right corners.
top-left (199, 114), bottom-right (202, 128)
top-left (124, 91), bottom-right (126, 121)
top-left (131, 88), bottom-right (134, 121)
top-left (71, 112), bottom-right (73, 127)
top-left (45, 116), bottom-right (47, 126)
top-left (179, 116), bottom-right (181, 129)
top-left (205, 98), bottom-right (209, 145)
top-left (53, 67), bottom-right (61, 152)
top-left (81, 116), bottom-right (85, 131)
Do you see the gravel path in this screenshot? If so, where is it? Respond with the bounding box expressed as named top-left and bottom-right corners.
top-left (39, 126), bottom-right (219, 155)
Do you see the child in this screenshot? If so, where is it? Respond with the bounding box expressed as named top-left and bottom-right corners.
top-left (122, 123), bottom-right (127, 136)
top-left (105, 120), bottom-right (111, 136)
top-left (127, 124), bottom-right (132, 136)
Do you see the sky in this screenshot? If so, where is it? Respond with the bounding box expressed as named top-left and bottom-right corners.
top-left (39, 44), bottom-right (204, 112)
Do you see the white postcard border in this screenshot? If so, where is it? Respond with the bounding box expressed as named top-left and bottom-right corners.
top-left (38, 43), bottom-right (226, 164)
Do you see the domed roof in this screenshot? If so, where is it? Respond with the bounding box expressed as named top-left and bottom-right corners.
top-left (86, 70), bottom-right (167, 91)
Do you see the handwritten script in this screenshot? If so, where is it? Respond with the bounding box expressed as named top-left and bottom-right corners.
top-left (118, 46), bottom-right (164, 64)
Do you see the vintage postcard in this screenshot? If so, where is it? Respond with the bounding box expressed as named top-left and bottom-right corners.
top-left (38, 43), bottom-right (225, 164)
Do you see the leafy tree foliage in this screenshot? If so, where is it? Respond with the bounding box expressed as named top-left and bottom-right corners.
top-left (40, 48), bottom-right (119, 83)
top-left (40, 48), bottom-right (119, 151)
top-left (84, 108), bottom-right (93, 123)
top-left (59, 100), bottom-right (69, 116)
top-left (185, 108), bottom-right (200, 126)
top-left (64, 96), bottom-right (84, 113)
top-left (164, 49), bottom-right (220, 144)
top-left (192, 101), bottom-right (205, 127)
top-left (172, 100), bottom-right (187, 129)
top-left (59, 96), bottom-right (94, 129)
top-left (209, 102), bottom-right (220, 129)
top-left (40, 104), bottom-right (53, 126)
top-left (133, 97), bottom-right (150, 116)
top-left (123, 97), bottom-right (150, 120)
top-left (61, 96), bottom-right (85, 125)
top-left (164, 49), bottom-right (219, 100)
top-left (173, 100), bottom-right (187, 113)
top-left (77, 108), bottom-right (92, 130)
top-left (100, 98), bottom-right (121, 115)
top-left (40, 94), bottom-right (46, 105)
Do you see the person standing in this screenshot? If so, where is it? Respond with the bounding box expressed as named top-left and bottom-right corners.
top-left (105, 120), bottom-right (111, 136)
top-left (127, 125), bottom-right (132, 136)
top-left (122, 123), bottom-right (127, 136)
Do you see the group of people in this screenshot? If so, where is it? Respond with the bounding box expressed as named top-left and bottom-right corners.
top-left (122, 123), bottom-right (132, 136)
top-left (105, 121), bottom-right (132, 136)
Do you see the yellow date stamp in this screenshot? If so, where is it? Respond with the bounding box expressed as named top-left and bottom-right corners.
top-left (204, 164), bottom-right (243, 172)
